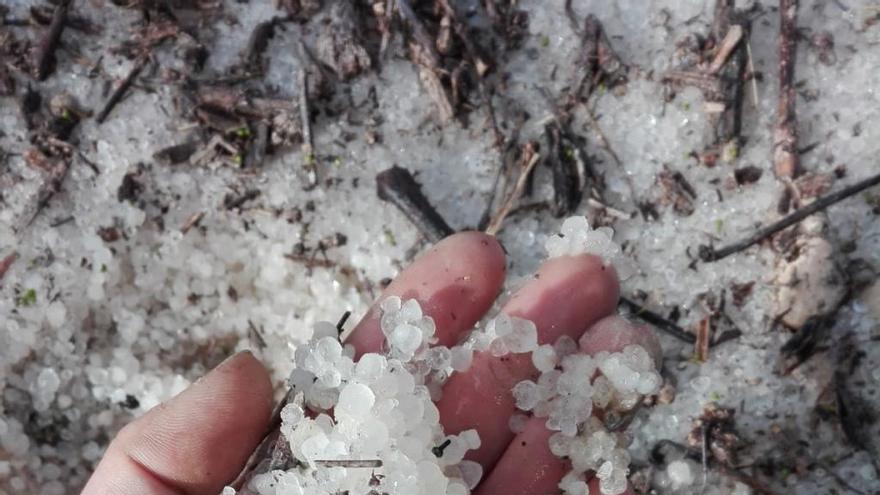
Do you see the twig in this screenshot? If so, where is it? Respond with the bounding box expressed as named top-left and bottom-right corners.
top-left (745, 38), bottom-right (760, 109)
top-left (707, 25), bottom-right (744, 74)
top-left (376, 166), bottom-right (454, 243)
top-left (586, 198), bottom-right (631, 220)
top-left (314, 460), bottom-right (383, 468)
top-left (33, 0), bottom-right (72, 80)
top-left (396, 0), bottom-right (455, 121)
top-left (695, 317), bottom-right (712, 362)
top-left (709, 0), bottom-right (749, 147)
top-left (485, 145), bottom-right (540, 235)
top-left (568, 15), bottom-right (627, 105)
top-left (773, 0), bottom-right (802, 179)
top-left (180, 211), bottom-right (205, 234)
top-left (335, 310), bottom-right (352, 335)
top-left (96, 55), bottom-right (149, 123)
top-left (437, 0), bottom-right (503, 147)
top-left (700, 424), bottom-right (709, 495)
top-left (298, 64), bottom-right (319, 188)
top-left (699, 171), bottom-right (880, 262)
top-left (619, 296), bottom-right (696, 344)
top-left (224, 189), bottom-right (260, 210)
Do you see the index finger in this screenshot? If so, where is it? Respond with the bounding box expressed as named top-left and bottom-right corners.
top-left (346, 231), bottom-right (506, 357)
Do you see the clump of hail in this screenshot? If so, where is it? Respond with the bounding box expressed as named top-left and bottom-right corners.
top-left (228, 216), bottom-right (660, 495)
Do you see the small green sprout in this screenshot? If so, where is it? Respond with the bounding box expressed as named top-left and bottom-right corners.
top-left (18, 289), bottom-right (37, 307)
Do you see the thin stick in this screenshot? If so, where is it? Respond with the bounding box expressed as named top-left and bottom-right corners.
top-left (180, 211), bottom-right (205, 234)
top-left (586, 198), bottom-right (631, 220)
top-left (619, 296), bottom-right (696, 344)
top-left (96, 55), bottom-right (148, 123)
top-left (33, 0), bottom-right (72, 80)
top-left (700, 172), bottom-right (880, 262)
top-left (376, 166), bottom-right (454, 243)
top-left (745, 38), bottom-right (760, 109)
top-left (484, 150), bottom-right (540, 236)
top-left (707, 25), bottom-right (744, 74)
top-left (314, 460), bottom-right (383, 468)
top-left (773, 0), bottom-right (801, 179)
top-left (298, 65), bottom-right (319, 188)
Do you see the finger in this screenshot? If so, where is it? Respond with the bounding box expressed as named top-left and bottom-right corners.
top-left (578, 315), bottom-right (662, 366)
top-left (346, 231), bottom-right (506, 357)
top-left (81, 351), bottom-right (274, 495)
top-left (476, 317), bottom-right (659, 495)
top-left (472, 416), bottom-right (637, 495)
top-left (437, 254), bottom-right (620, 471)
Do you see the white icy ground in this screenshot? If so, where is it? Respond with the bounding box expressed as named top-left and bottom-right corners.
top-left (1, 0), bottom-right (879, 494)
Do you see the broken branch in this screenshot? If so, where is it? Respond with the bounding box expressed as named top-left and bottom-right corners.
top-left (700, 171), bottom-right (880, 262)
top-left (376, 166), bottom-right (454, 243)
top-left (773, 0), bottom-right (802, 179)
top-left (96, 54), bottom-right (148, 123)
top-left (33, 0), bottom-right (71, 80)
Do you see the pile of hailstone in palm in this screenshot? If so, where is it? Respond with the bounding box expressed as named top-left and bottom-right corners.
top-left (232, 217), bottom-right (660, 495)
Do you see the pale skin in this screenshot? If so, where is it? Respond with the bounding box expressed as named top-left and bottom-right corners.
top-left (82, 232), bottom-right (660, 495)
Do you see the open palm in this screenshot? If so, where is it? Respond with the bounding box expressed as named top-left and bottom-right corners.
top-left (82, 232), bottom-right (658, 495)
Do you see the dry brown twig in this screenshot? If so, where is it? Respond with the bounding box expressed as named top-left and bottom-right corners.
top-left (773, 0), bottom-right (802, 181)
top-left (662, 0), bottom-right (750, 156)
top-left (485, 143), bottom-right (540, 235)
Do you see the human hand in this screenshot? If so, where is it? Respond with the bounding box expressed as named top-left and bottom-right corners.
top-left (82, 232), bottom-right (659, 495)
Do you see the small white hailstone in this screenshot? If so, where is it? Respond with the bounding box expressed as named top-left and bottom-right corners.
top-left (458, 460), bottom-right (484, 489)
top-left (553, 335), bottom-right (579, 359)
top-left (459, 429), bottom-right (482, 450)
top-left (221, 487), bottom-right (236, 495)
top-left (446, 482), bottom-right (469, 495)
top-left (532, 344), bottom-right (558, 372)
top-left (336, 383), bottom-right (375, 419)
top-left (512, 380), bottom-right (540, 411)
top-left (504, 317), bottom-right (539, 353)
top-left (544, 216), bottom-right (634, 278)
top-left (591, 376), bottom-right (614, 409)
top-left (471, 313), bottom-right (539, 357)
top-left (667, 460), bottom-right (694, 488)
top-left (598, 345), bottom-right (661, 397)
top-left (549, 433), bottom-right (571, 457)
top-left (559, 471), bottom-right (590, 495)
top-left (45, 301), bottom-right (66, 329)
top-left (508, 413), bottom-right (530, 434)
top-left (595, 461), bottom-right (614, 481)
top-left (690, 375), bottom-right (712, 394)
top-left (537, 369), bottom-right (561, 399)
top-left (268, 299), bottom-right (479, 494)
top-left (449, 345), bottom-right (473, 372)
top-left (426, 346), bottom-right (452, 370)
top-left (354, 353), bottom-right (387, 383)
top-left (389, 323), bottom-right (423, 360)
top-left (599, 466), bottom-right (629, 495)
top-left (36, 368), bottom-right (61, 401)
